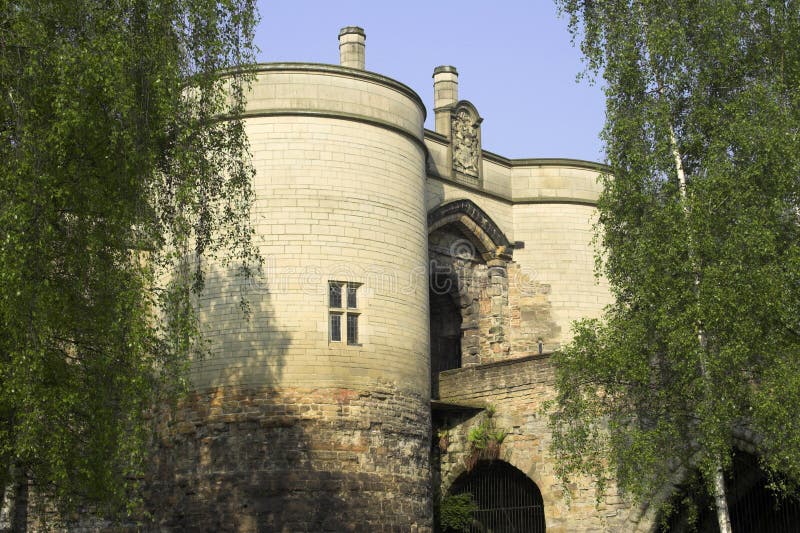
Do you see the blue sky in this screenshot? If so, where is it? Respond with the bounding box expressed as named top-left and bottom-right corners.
top-left (254, 1), bottom-right (606, 163)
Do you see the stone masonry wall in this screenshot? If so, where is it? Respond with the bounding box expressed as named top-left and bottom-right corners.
top-left (512, 202), bottom-right (612, 346)
top-left (436, 356), bottom-right (649, 532)
top-left (429, 229), bottom-right (560, 372)
top-left (147, 385), bottom-right (432, 532)
top-left (507, 262), bottom-right (562, 354)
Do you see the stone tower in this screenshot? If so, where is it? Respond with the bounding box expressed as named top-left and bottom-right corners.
top-left (149, 27), bottom-right (433, 531)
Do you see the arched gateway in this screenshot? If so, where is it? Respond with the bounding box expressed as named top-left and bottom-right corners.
top-left (657, 450), bottom-right (800, 532)
top-left (427, 199), bottom-right (513, 262)
top-left (427, 199), bottom-right (515, 394)
top-left (449, 460), bottom-right (546, 533)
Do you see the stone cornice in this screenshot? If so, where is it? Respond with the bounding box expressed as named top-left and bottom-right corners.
top-left (423, 129), bottom-right (609, 172)
top-left (243, 109), bottom-right (427, 152)
top-left (251, 62), bottom-right (427, 119)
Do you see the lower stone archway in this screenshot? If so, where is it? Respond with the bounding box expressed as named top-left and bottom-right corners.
top-left (448, 460), bottom-right (546, 533)
top-left (657, 450), bottom-right (800, 532)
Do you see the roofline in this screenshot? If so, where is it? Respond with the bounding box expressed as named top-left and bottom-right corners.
top-left (246, 62), bottom-right (427, 120)
top-left (424, 129), bottom-right (609, 172)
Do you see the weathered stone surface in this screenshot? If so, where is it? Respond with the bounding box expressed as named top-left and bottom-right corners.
top-left (436, 356), bottom-right (650, 533)
top-left (147, 385), bottom-right (432, 532)
top-left (429, 228), bottom-right (561, 373)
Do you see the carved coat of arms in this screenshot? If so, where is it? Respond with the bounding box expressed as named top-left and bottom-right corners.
top-left (452, 108), bottom-right (480, 178)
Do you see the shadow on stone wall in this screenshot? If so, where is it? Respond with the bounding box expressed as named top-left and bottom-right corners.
top-left (143, 266), bottom-right (432, 531)
top-left (143, 264), bottom-right (302, 530)
top-left (149, 385), bottom-right (432, 531)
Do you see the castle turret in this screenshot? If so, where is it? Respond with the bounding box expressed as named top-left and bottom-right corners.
top-left (149, 27), bottom-right (432, 531)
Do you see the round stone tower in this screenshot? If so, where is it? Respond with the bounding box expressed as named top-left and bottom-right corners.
top-left (149, 28), bottom-right (432, 531)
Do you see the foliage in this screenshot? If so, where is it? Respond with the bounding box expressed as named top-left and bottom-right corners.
top-left (438, 492), bottom-right (478, 532)
top-left (550, 0), bottom-right (800, 513)
top-left (0, 0), bottom-right (259, 522)
top-left (438, 428), bottom-right (450, 452)
top-left (466, 407), bottom-right (507, 470)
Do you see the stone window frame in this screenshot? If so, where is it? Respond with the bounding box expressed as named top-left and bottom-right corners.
top-left (329, 281), bottom-right (361, 346)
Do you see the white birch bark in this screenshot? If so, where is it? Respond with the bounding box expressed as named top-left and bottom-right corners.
top-left (671, 124), bottom-right (733, 533)
top-left (641, 1), bottom-right (734, 526)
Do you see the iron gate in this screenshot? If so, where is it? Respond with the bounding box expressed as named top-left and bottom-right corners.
top-left (450, 460), bottom-right (546, 533)
top-left (657, 450), bottom-right (800, 532)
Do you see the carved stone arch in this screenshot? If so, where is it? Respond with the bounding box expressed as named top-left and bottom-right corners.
top-left (428, 199), bottom-right (515, 367)
top-left (452, 99), bottom-right (481, 120)
top-left (427, 199), bottom-right (513, 262)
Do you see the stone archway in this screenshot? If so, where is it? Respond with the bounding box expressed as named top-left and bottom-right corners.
top-left (428, 200), bottom-right (514, 372)
top-left (656, 450), bottom-right (800, 532)
top-left (427, 199), bottom-right (513, 263)
top-left (448, 460), bottom-right (546, 533)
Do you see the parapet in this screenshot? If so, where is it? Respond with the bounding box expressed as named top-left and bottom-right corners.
top-left (243, 63), bottom-right (426, 144)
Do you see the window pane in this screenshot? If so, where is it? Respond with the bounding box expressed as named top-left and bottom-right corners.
top-left (330, 313), bottom-right (342, 342)
top-left (347, 313), bottom-right (358, 345)
top-left (347, 284), bottom-right (358, 308)
top-left (329, 282), bottom-right (342, 308)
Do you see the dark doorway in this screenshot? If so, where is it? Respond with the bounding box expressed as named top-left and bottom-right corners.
top-left (430, 289), bottom-right (461, 398)
top-left (449, 460), bottom-right (546, 533)
top-left (658, 450), bottom-right (800, 532)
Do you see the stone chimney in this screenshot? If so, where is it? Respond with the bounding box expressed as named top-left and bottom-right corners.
top-left (433, 66), bottom-right (458, 136)
top-left (338, 26), bottom-right (366, 69)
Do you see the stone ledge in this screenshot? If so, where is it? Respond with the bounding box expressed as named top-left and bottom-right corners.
top-left (438, 354), bottom-right (556, 403)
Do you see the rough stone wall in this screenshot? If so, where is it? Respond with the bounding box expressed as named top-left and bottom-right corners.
top-left (436, 356), bottom-right (649, 532)
top-left (507, 262), bottom-right (562, 354)
top-left (429, 228), bottom-right (561, 371)
top-left (148, 385), bottom-right (432, 532)
top-left (429, 228), bottom-right (509, 366)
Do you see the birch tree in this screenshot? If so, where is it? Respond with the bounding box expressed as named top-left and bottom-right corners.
top-left (548, 1), bottom-right (800, 529)
top-left (0, 0), bottom-right (259, 526)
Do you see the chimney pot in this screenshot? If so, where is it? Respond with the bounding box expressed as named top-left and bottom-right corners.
top-left (433, 65), bottom-right (459, 136)
top-left (339, 26), bottom-right (366, 69)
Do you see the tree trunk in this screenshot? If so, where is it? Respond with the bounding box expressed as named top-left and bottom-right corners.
top-left (671, 126), bottom-right (734, 533)
top-left (713, 463), bottom-right (733, 533)
top-left (9, 467), bottom-right (27, 533)
top-left (0, 480), bottom-right (6, 528)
